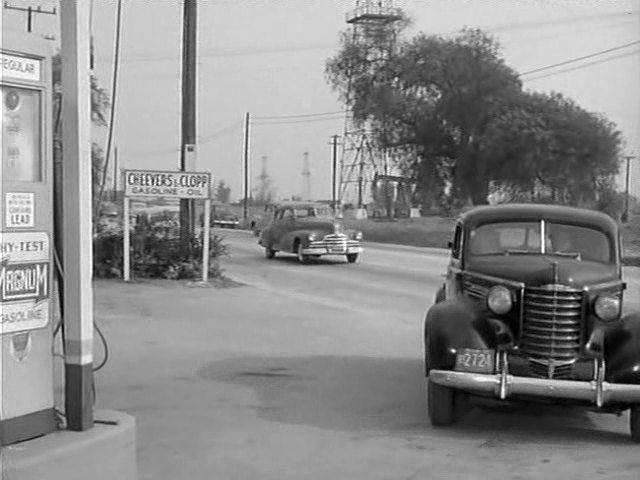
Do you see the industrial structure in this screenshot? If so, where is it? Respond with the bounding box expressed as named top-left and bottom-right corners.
top-left (338, 0), bottom-right (405, 214)
top-left (302, 151), bottom-right (311, 200)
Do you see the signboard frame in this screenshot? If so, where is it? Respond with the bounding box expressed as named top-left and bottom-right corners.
top-left (122, 169), bottom-right (212, 284)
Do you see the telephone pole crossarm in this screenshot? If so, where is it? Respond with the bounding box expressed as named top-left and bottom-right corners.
top-left (3, 2), bottom-right (57, 32)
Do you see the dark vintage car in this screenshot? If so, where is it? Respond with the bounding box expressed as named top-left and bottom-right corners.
top-left (424, 203), bottom-right (640, 441)
top-left (258, 202), bottom-right (363, 264)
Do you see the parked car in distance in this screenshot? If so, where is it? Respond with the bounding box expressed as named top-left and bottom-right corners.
top-left (258, 202), bottom-right (363, 264)
top-left (424, 203), bottom-right (640, 441)
top-left (213, 211), bottom-right (239, 229)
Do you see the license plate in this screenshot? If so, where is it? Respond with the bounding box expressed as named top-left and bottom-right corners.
top-left (454, 348), bottom-right (495, 373)
top-left (329, 247), bottom-right (345, 253)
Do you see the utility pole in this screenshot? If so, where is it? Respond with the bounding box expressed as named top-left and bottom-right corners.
top-left (60, 0), bottom-right (94, 432)
top-left (242, 112), bottom-right (251, 220)
top-left (3, 2), bottom-right (56, 32)
top-left (330, 135), bottom-right (340, 211)
top-left (180, 0), bottom-right (197, 252)
top-left (113, 146), bottom-right (119, 202)
top-left (622, 155), bottom-right (635, 223)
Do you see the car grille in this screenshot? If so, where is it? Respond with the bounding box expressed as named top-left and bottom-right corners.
top-left (520, 285), bottom-right (583, 363)
top-left (322, 234), bottom-right (348, 252)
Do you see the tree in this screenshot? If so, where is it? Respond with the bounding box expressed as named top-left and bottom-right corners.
top-left (326, 26), bottom-right (622, 210)
top-left (481, 91), bottom-right (622, 206)
top-left (52, 53), bottom-right (110, 217)
top-left (215, 180), bottom-right (231, 204)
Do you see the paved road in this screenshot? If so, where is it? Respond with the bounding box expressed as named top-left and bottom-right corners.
top-left (88, 229), bottom-right (640, 480)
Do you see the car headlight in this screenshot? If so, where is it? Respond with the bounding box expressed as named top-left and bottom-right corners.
top-left (354, 231), bottom-right (363, 240)
top-left (594, 294), bottom-right (621, 321)
top-left (308, 232), bottom-right (318, 241)
top-left (487, 285), bottom-right (513, 315)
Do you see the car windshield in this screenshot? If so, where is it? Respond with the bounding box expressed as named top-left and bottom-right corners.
top-left (468, 221), bottom-right (612, 263)
top-left (293, 207), bottom-right (333, 218)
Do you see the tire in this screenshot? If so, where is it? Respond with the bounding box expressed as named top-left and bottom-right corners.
top-left (427, 378), bottom-right (456, 427)
top-left (265, 246), bottom-right (276, 259)
top-left (346, 253), bottom-right (359, 264)
top-left (296, 241), bottom-right (310, 264)
top-left (631, 406), bottom-right (640, 443)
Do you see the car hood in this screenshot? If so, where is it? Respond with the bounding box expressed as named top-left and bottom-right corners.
top-left (465, 255), bottom-right (619, 288)
top-left (295, 218), bottom-right (343, 233)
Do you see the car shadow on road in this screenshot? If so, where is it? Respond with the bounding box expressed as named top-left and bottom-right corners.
top-left (198, 355), bottom-right (631, 445)
top-left (265, 255), bottom-right (351, 266)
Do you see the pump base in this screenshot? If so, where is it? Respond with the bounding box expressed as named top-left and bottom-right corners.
top-left (1, 410), bottom-right (136, 480)
top-left (0, 408), bottom-right (57, 446)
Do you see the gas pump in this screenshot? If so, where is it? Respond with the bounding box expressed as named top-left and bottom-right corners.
top-left (1, 33), bottom-right (56, 445)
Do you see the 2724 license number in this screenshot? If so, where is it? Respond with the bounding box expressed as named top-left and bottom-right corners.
top-left (454, 348), bottom-right (495, 373)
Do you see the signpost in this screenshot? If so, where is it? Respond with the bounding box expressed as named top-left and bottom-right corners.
top-left (122, 169), bottom-right (212, 283)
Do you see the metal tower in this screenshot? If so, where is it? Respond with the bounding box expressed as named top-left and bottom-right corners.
top-left (302, 151), bottom-right (311, 200)
top-left (339, 0), bottom-right (403, 209)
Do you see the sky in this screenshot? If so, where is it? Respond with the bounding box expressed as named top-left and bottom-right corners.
top-left (3, 0), bottom-right (639, 202)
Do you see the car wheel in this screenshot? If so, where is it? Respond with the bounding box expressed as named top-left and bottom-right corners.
top-left (427, 378), bottom-right (456, 427)
top-left (346, 253), bottom-right (359, 263)
top-left (265, 246), bottom-right (276, 259)
top-left (296, 242), bottom-right (310, 264)
top-left (631, 406), bottom-right (640, 443)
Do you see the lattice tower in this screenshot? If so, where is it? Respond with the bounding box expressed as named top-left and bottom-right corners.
top-left (339, 0), bottom-right (403, 208)
top-left (302, 151), bottom-right (311, 200)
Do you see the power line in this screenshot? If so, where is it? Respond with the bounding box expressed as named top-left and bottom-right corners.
top-left (253, 115), bottom-right (345, 126)
top-left (482, 9), bottom-right (638, 34)
top-left (524, 48), bottom-right (640, 82)
top-left (253, 110), bottom-right (345, 120)
top-left (520, 40), bottom-right (640, 77)
top-left (125, 122), bottom-right (242, 157)
top-left (199, 121), bottom-right (243, 143)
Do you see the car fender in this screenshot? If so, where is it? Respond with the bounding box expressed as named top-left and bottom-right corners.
top-left (282, 230), bottom-right (314, 252)
top-left (424, 298), bottom-right (496, 372)
top-left (605, 311), bottom-right (640, 384)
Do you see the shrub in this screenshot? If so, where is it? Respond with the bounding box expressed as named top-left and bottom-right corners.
top-left (93, 213), bottom-right (229, 280)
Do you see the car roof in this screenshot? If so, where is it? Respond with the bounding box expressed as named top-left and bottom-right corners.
top-left (459, 203), bottom-right (618, 233)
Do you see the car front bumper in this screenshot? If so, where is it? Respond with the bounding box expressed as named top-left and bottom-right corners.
top-left (301, 241), bottom-right (362, 256)
top-left (429, 369), bottom-right (640, 406)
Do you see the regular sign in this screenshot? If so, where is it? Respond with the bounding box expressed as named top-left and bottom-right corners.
top-left (124, 169), bottom-right (211, 199)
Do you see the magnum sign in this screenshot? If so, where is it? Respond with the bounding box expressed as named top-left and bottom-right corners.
top-left (0, 261), bottom-right (48, 302)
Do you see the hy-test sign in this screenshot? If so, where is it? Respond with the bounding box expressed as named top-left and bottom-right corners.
top-left (124, 170), bottom-right (211, 199)
top-left (0, 231), bottom-right (50, 334)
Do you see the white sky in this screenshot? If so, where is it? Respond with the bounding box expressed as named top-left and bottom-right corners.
top-left (3, 0), bottom-right (639, 201)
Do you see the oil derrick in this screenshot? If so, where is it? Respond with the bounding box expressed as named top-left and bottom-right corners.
top-left (302, 151), bottom-right (311, 200)
top-left (339, 0), bottom-right (402, 210)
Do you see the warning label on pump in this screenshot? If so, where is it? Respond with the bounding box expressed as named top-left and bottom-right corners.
top-left (0, 231), bottom-right (50, 334)
top-left (5, 192), bottom-right (35, 228)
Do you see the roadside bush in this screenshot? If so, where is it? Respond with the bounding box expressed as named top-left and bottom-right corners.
top-left (93, 213), bottom-right (229, 279)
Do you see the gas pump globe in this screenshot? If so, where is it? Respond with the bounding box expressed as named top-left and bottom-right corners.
top-left (1, 37), bottom-right (56, 445)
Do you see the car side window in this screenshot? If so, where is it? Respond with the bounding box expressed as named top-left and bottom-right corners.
top-left (451, 224), bottom-right (462, 259)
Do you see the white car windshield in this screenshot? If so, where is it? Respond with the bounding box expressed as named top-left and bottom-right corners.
top-left (469, 221), bottom-right (612, 263)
